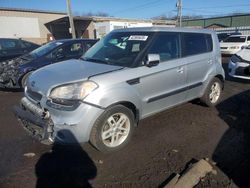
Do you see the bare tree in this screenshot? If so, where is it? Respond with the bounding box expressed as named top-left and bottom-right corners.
top-left (74, 11), bottom-right (111, 17)
top-left (151, 13), bottom-right (203, 20)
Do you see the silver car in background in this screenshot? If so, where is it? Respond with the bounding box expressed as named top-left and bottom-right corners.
top-left (15, 27), bottom-right (225, 152)
top-left (228, 45), bottom-right (250, 80)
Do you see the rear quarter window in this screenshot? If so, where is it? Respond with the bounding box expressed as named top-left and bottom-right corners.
top-left (182, 33), bottom-right (213, 57)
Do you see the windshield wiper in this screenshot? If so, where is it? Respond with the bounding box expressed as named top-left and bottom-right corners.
top-left (80, 57), bottom-right (109, 64)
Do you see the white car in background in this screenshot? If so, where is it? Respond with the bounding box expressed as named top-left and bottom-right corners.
top-left (228, 45), bottom-right (250, 80)
top-left (220, 35), bottom-right (250, 55)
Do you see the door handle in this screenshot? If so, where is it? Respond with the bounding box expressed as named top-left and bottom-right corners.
top-left (177, 67), bottom-right (184, 73)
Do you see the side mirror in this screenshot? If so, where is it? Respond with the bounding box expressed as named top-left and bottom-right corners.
top-left (145, 54), bottom-right (160, 67)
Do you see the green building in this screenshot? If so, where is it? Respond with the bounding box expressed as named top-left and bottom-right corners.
top-left (183, 13), bottom-right (250, 28)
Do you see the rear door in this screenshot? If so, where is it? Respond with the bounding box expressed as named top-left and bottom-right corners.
top-left (182, 33), bottom-right (214, 100)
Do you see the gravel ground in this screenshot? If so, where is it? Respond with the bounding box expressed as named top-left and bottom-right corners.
top-left (0, 57), bottom-right (250, 188)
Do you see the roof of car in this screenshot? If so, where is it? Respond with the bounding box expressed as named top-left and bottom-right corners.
top-left (228, 35), bottom-right (249, 37)
top-left (112, 26), bottom-right (216, 34)
top-left (55, 38), bottom-right (98, 43)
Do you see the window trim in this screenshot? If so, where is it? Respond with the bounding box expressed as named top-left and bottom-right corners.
top-left (181, 32), bottom-right (213, 58)
top-left (141, 32), bottom-right (182, 64)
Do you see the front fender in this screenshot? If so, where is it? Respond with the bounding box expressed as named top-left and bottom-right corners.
top-left (85, 83), bottom-right (142, 117)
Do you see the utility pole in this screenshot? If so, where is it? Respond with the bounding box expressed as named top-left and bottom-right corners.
top-left (66, 0), bottom-right (76, 38)
top-left (176, 0), bottom-right (182, 27)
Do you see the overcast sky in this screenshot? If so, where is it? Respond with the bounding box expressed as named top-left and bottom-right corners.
top-left (1, 0), bottom-right (250, 19)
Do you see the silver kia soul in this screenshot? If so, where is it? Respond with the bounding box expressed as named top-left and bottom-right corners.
top-left (15, 27), bottom-right (225, 152)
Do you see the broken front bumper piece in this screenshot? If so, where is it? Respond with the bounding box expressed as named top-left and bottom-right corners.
top-left (228, 60), bottom-right (250, 80)
top-left (14, 97), bottom-right (54, 145)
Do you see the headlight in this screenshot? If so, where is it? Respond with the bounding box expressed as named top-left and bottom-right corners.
top-left (230, 55), bottom-right (240, 63)
top-left (229, 46), bottom-right (240, 49)
top-left (50, 81), bottom-right (98, 100)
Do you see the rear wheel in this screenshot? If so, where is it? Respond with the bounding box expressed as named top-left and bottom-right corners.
top-left (200, 78), bottom-right (223, 107)
top-left (90, 105), bottom-right (135, 152)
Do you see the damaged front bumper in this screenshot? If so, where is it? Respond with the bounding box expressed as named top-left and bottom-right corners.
top-left (14, 94), bottom-right (105, 144)
top-left (14, 97), bottom-right (54, 144)
top-left (228, 60), bottom-right (250, 80)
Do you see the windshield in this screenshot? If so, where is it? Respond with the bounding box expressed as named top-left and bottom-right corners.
top-left (30, 41), bottom-right (63, 57)
top-left (223, 36), bottom-right (246, 43)
top-left (82, 32), bottom-right (153, 67)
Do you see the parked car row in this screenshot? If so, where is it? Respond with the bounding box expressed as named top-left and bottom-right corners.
top-left (0, 38), bottom-right (98, 88)
top-left (13, 27), bottom-right (225, 152)
top-left (2, 27), bottom-right (250, 152)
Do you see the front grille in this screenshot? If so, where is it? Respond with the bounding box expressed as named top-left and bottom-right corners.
top-left (235, 67), bottom-right (250, 76)
top-left (26, 88), bottom-right (42, 102)
top-left (220, 47), bottom-right (228, 49)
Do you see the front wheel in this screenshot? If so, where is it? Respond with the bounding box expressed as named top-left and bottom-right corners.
top-left (200, 78), bottom-right (223, 107)
top-left (90, 105), bottom-right (135, 152)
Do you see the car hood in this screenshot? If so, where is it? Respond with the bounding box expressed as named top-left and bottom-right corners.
top-left (220, 42), bottom-right (245, 47)
top-left (237, 49), bottom-right (250, 61)
top-left (27, 59), bottom-right (123, 95)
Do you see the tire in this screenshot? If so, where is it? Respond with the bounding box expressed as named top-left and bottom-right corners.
top-left (200, 77), bottom-right (223, 107)
top-left (90, 105), bottom-right (135, 152)
top-left (21, 71), bottom-right (33, 88)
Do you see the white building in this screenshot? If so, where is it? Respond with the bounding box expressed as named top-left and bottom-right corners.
top-left (0, 7), bottom-right (66, 44)
top-left (47, 16), bottom-right (176, 39)
top-left (94, 20), bottom-right (153, 38)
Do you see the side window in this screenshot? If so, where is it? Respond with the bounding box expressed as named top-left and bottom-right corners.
top-left (68, 43), bottom-right (83, 57)
top-left (205, 34), bottom-right (213, 52)
top-left (21, 41), bottom-right (33, 48)
top-left (84, 41), bottom-right (95, 51)
top-left (148, 33), bottom-right (180, 62)
top-left (182, 33), bottom-right (212, 57)
top-left (247, 36), bottom-right (250, 41)
top-left (51, 42), bottom-right (83, 60)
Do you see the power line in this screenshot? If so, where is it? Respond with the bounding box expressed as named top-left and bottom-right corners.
top-left (185, 3), bottom-right (250, 10)
top-left (112, 0), bottom-right (170, 15)
top-left (183, 8), bottom-right (223, 14)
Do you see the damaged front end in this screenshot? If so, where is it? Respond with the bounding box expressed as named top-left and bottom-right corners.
top-left (0, 57), bottom-right (30, 88)
top-left (14, 97), bottom-right (54, 145)
top-left (0, 59), bottom-right (19, 87)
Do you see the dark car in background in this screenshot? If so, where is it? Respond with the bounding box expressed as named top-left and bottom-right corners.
top-left (0, 38), bottom-right (98, 88)
top-left (0, 38), bottom-right (40, 62)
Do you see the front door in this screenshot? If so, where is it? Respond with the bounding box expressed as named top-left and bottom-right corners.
top-left (131, 32), bottom-right (187, 118)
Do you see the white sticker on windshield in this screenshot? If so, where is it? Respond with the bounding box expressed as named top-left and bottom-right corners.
top-left (128, 35), bottom-right (148, 41)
